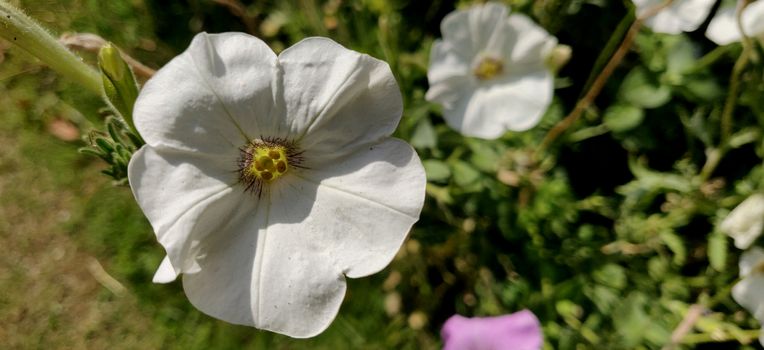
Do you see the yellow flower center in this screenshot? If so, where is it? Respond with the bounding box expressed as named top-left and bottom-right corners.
top-left (474, 57), bottom-right (503, 81)
top-left (248, 145), bottom-right (289, 182)
top-left (238, 137), bottom-right (302, 196)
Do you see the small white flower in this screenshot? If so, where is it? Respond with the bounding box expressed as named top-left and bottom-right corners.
top-left (732, 247), bottom-right (764, 346)
top-left (128, 32), bottom-right (426, 338)
top-left (425, 2), bottom-right (557, 139)
top-left (706, 0), bottom-right (764, 45)
top-left (632, 0), bottom-right (716, 34)
top-left (720, 194), bottom-right (764, 249)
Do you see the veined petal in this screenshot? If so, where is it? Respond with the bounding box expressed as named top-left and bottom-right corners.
top-left (440, 2), bottom-right (508, 58)
top-left (279, 37), bottom-right (402, 158)
top-left (445, 70), bottom-right (553, 139)
top-left (134, 32), bottom-right (281, 156)
top-left (182, 177), bottom-right (347, 337)
top-left (128, 146), bottom-right (243, 274)
top-left (181, 137), bottom-right (424, 337)
top-left (295, 138), bottom-right (425, 278)
top-left (182, 197), bottom-right (263, 327)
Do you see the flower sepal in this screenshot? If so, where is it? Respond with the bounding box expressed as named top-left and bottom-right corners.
top-left (79, 114), bottom-right (143, 185)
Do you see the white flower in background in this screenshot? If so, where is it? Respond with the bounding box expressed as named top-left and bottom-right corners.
top-left (632, 0), bottom-right (716, 34)
top-left (706, 0), bottom-right (764, 45)
top-left (732, 247), bottom-right (764, 346)
top-left (425, 2), bottom-right (558, 139)
top-left (720, 194), bottom-right (764, 249)
top-left (128, 32), bottom-right (426, 338)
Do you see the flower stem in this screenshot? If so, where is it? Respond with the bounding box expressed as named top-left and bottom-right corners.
top-left (537, 0), bottom-right (674, 155)
top-left (0, 1), bottom-right (101, 95)
top-left (699, 41), bottom-right (751, 182)
top-left (681, 329), bottom-right (760, 345)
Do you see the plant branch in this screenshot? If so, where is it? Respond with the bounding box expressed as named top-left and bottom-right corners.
top-left (537, 0), bottom-right (673, 154)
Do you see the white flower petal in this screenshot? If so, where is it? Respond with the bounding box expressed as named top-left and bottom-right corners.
top-left (186, 138), bottom-right (424, 336)
top-left (426, 40), bottom-right (473, 104)
top-left (742, 0), bottom-right (764, 38)
top-left (635, 0), bottom-right (716, 34)
top-left (152, 255), bottom-right (178, 284)
top-left (440, 2), bottom-right (508, 59)
top-left (296, 138), bottom-right (426, 278)
top-left (445, 71), bottom-right (553, 139)
top-left (740, 247), bottom-right (764, 277)
top-left (128, 146), bottom-right (242, 274)
top-left (720, 194), bottom-right (764, 249)
top-left (733, 273), bottom-right (764, 321)
top-left (134, 32), bottom-right (281, 156)
top-left (182, 137), bottom-right (426, 337)
top-left (706, 6), bottom-right (742, 45)
top-left (278, 37), bottom-right (402, 157)
top-left (181, 197), bottom-right (265, 327)
top-left (734, 248), bottom-right (764, 322)
top-left (502, 14), bottom-right (557, 71)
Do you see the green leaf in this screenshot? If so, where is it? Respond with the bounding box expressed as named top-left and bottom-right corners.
top-left (660, 230), bottom-right (686, 265)
top-left (422, 159), bottom-right (450, 182)
top-left (451, 160), bottom-right (481, 186)
top-left (619, 67), bottom-right (671, 108)
top-left (708, 231), bottom-right (728, 272)
top-left (410, 117), bottom-right (437, 149)
top-left (603, 104), bottom-right (644, 132)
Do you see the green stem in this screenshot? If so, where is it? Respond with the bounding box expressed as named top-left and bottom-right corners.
top-left (681, 329), bottom-right (760, 345)
top-left (0, 1), bottom-right (101, 95)
top-left (580, 8), bottom-right (635, 95)
top-left (687, 45), bottom-right (734, 74)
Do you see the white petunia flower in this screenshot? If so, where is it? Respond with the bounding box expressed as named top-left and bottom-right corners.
top-left (127, 32), bottom-right (426, 338)
top-left (732, 247), bottom-right (764, 346)
top-left (425, 2), bottom-right (558, 139)
top-left (632, 0), bottom-right (716, 34)
top-left (706, 0), bottom-right (764, 45)
top-left (720, 194), bottom-right (764, 250)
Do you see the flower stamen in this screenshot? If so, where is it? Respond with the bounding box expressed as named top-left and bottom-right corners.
top-left (238, 137), bottom-right (303, 196)
top-left (473, 56), bottom-right (503, 80)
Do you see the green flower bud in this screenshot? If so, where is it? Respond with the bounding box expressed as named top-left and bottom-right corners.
top-left (98, 43), bottom-right (141, 140)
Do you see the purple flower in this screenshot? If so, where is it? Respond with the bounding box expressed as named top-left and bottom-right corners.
top-left (441, 310), bottom-right (543, 350)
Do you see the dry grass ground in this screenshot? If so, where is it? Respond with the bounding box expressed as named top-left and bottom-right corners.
top-left (0, 124), bottom-right (164, 349)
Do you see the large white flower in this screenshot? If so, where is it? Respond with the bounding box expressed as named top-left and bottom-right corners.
top-left (720, 194), bottom-right (764, 250)
top-left (732, 247), bottom-right (764, 346)
top-left (425, 2), bottom-right (557, 139)
top-left (127, 32), bottom-right (426, 338)
top-left (632, 0), bottom-right (716, 34)
top-left (705, 0), bottom-right (764, 45)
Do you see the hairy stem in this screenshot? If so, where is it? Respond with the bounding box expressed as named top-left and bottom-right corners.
top-left (0, 1), bottom-right (101, 95)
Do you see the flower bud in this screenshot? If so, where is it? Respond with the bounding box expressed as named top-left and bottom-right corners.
top-left (547, 44), bottom-right (572, 72)
top-left (98, 43), bottom-right (141, 139)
